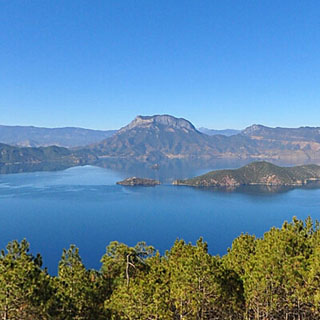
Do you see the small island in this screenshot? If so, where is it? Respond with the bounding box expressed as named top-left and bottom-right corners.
top-left (173, 161), bottom-right (320, 187)
top-left (117, 177), bottom-right (161, 186)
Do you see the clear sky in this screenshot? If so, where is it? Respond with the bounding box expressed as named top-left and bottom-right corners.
top-left (1, 0), bottom-right (320, 130)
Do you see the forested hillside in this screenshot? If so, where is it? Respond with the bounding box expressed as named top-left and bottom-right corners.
top-left (1, 218), bottom-right (320, 319)
top-left (174, 161), bottom-right (320, 187)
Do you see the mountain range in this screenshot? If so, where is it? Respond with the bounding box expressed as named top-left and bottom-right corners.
top-left (2, 115), bottom-right (320, 173)
top-left (0, 125), bottom-right (116, 147)
top-left (0, 123), bottom-right (241, 148)
top-left (89, 115), bottom-right (219, 162)
top-left (198, 127), bottom-right (240, 136)
top-left (90, 115), bottom-right (320, 163)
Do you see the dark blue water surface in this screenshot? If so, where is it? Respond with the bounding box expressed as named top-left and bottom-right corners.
top-left (1, 165), bottom-right (320, 274)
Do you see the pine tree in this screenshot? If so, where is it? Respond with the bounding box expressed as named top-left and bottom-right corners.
top-left (101, 241), bottom-right (155, 318)
top-left (167, 238), bottom-right (225, 319)
top-left (0, 239), bottom-right (52, 319)
top-left (55, 245), bottom-right (107, 319)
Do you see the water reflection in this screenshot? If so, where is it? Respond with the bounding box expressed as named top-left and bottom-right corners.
top-left (2, 157), bottom-right (320, 190)
top-left (1, 163), bottom-right (320, 273)
top-left (93, 158), bottom-right (252, 183)
top-left (180, 181), bottom-right (320, 196)
top-left (0, 162), bottom-right (77, 175)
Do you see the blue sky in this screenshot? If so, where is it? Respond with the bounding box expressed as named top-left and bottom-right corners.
top-left (1, 0), bottom-right (320, 130)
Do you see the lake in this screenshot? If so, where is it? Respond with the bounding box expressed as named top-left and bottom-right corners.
top-left (1, 164), bottom-right (320, 274)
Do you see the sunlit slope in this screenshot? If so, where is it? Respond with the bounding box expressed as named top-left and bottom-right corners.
top-left (174, 161), bottom-right (320, 186)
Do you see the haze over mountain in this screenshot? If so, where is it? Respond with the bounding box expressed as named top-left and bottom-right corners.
top-left (90, 115), bottom-right (320, 164)
top-left (0, 125), bottom-right (116, 148)
top-left (0, 123), bottom-right (242, 149)
top-left (198, 128), bottom-right (241, 136)
top-left (0, 142), bottom-right (89, 174)
top-left (2, 115), bottom-right (320, 175)
top-left (89, 115), bottom-right (250, 162)
top-left (242, 124), bottom-right (320, 142)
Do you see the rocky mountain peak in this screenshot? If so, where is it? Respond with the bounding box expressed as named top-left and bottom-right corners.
top-left (242, 124), bottom-right (267, 135)
top-left (118, 115), bottom-right (197, 133)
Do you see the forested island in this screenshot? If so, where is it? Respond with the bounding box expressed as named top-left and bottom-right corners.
top-left (1, 217), bottom-right (320, 319)
top-left (116, 177), bottom-right (160, 186)
top-left (173, 161), bottom-right (320, 187)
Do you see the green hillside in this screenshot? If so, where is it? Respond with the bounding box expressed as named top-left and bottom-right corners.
top-left (0, 143), bottom-right (85, 166)
top-left (174, 161), bottom-right (320, 187)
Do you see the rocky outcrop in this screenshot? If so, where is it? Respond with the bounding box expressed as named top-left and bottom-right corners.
top-left (118, 115), bottom-right (197, 133)
top-left (116, 177), bottom-right (161, 186)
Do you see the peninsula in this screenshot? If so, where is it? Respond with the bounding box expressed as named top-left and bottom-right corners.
top-left (116, 177), bottom-right (160, 186)
top-left (173, 161), bottom-right (320, 187)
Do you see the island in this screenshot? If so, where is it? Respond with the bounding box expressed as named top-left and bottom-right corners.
top-left (173, 161), bottom-right (320, 187)
top-left (116, 177), bottom-right (161, 186)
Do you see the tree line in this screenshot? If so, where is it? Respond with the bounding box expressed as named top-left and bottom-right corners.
top-left (1, 217), bottom-right (320, 319)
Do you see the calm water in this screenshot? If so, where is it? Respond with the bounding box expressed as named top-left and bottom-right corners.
top-left (1, 165), bottom-right (320, 274)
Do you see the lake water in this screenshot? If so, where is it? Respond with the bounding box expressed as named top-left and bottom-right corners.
top-left (1, 165), bottom-right (320, 274)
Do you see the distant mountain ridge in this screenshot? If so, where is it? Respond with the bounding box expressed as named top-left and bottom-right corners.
top-left (0, 125), bottom-right (116, 148)
top-left (242, 124), bottom-right (320, 142)
top-left (90, 115), bottom-right (320, 163)
top-left (2, 115), bottom-right (320, 174)
top-left (0, 118), bottom-right (241, 150)
top-left (0, 142), bottom-right (86, 174)
top-left (0, 141), bottom-right (96, 174)
top-left (198, 127), bottom-right (241, 136)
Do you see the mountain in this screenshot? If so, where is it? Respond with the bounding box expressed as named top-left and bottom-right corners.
top-left (0, 143), bottom-right (79, 165)
top-left (0, 125), bottom-right (116, 147)
top-left (90, 115), bottom-right (228, 162)
top-left (3, 116), bottom-right (320, 175)
top-left (173, 161), bottom-right (320, 187)
top-left (239, 124), bottom-right (320, 162)
top-left (242, 124), bottom-right (320, 142)
top-left (198, 127), bottom-right (241, 136)
top-left (1, 115), bottom-right (255, 173)
top-left (89, 115), bottom-right (320, 164)
top-left (0, 143), bottom-right (92, 174)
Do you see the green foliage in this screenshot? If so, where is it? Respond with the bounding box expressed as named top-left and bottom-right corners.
top-left (243, 217), bottom-right (318, 319)
top-left (2, 218), bottom-right (320, 319)
top-left (166, 238), bottom-right (219, 319)
top-left (101, 241), bottom-right (155, 289)
top-left (0, 239), bottom-right (52, 319)
top-left (54, 245), bottom-right (108, 319)
top-left (105, 252), bottom-right (172, 319)
top-left (0, 143), bottom-right (72, 164)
